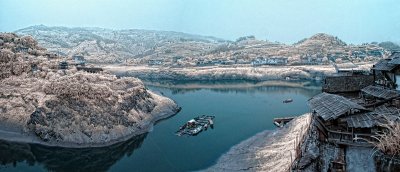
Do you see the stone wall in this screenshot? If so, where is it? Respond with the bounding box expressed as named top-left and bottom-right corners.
top-left (322, 75), bottom-right (374, 93)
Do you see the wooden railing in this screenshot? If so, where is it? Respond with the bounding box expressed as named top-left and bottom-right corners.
top-left (314, 115), bottom-right (375, 147)
top-left (327, 130), bottom-right (375, 147)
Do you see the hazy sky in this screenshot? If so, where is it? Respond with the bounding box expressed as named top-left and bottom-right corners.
top-left (1, 0), bottom-right (399, 44)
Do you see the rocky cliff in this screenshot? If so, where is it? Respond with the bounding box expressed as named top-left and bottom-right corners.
top-left (0, 33), bottom-right (180, 147)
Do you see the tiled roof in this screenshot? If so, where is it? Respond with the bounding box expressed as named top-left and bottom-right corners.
top-left (308, 93), bottom-right (367, 121)
top-left (388, 52), bottom-right (400, 65)
top-left (346, 113), bottom-right (381, 128)
top-left (361, 85), bottom-right (400, 100)
top-left (372, 59), bottom-right (397, 71)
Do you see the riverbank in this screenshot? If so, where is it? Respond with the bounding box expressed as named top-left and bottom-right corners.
top-left (204, 113), bottom-right (311, 172)
top-left (103, 63), bottom-right (373, 81)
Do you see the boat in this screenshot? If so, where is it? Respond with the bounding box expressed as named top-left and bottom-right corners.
top-left (283, 99), bottom-right (293, 103)
top-left (176, 115), bottom-right (215, 136)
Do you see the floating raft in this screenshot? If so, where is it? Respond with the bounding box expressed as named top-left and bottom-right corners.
top-left (176, 115), bottom-right (215, 136)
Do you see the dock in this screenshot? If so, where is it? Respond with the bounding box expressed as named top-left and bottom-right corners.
top-left (273, 116), bottom-right (295, 127)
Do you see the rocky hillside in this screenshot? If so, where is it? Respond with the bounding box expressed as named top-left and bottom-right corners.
top-left (15, 25), bottom-right (398, 65)
top-left (0, 33), bottom-right (180, 147)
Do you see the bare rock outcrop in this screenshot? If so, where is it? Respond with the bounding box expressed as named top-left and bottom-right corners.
top-left (0, 33), bottom-right (180, 147)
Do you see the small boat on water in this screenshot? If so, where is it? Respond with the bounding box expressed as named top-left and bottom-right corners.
top-left (283, 99), bottom-right (293, 103)
top-left (176, 115), bottom-right (215, 136)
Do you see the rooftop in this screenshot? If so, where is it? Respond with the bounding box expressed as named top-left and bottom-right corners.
top-left (346, 113), bottom-right (382, 128)
top-left (388, 52), bottom-right (400, 65)
top-left (346, 105), bottom-right (400, 128)
top-left (361, 85), bottom-right (400, 100)
top-left (308, 92), bottom-right (367, 121)
top-left (372, 59), bottom-right (397, 71)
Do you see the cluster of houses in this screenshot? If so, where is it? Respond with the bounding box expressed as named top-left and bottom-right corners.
top-left (72, 55), bottom-right (86, 66)
top-left (299, 54), bottom-right (326, 65)
top-left (351, 50), bottom-right (383, 59)
top-left (195, 59), bottom-right (236, 66)
top-left (146, 56), bottom-right (290, 67)
top-left (306, 52), bottom-right (400, 170)
top-left (250, 56), bottom-right (288, 66)
top-left (371, 52), bottom-right (400, 89)
top-left (144, 48), bottom-right (387, 67)
top-left (323, 48), bottom-right (385, 63)
top-left (59, 55), bottom-right (86, 69)
top-left (14, 46), bottom-right (29, 53)
top-left (147, 59), bottom-right (163, 65)
top-left (298, 52), bottom-right (400, 171)
top-left (57, 55), bottom-right (103, 73)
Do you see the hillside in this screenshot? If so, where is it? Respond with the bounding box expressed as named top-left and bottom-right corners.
top-left (15, 25), bottom-right (396, 66)
top-left (16, 25), bottom-right (226, 63)
top-left (0, 33), bottom-right (180, 147)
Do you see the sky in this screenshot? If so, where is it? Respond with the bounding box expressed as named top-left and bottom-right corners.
top-left (0, 0), bottom-right (399, 44)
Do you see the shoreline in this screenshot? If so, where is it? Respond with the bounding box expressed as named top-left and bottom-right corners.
top-left (143, 79), bottom-right (322, 90)
top-left (0, 92), bottom-right (181, 148)
top-left (103, 63), bottom-right (373, 81)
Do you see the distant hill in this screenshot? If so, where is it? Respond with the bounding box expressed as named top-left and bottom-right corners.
top-left (378, 41), bottom-right (400, 51)
top-left (15, 25), bottom-right (394, 65)
top-left (16, 25), bottom-right (227, 63)
top-left (295, 33), bottom-right (347, 47)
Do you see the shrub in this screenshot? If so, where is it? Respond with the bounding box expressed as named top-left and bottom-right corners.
top-left (373, 121), bottom-right (400, 156)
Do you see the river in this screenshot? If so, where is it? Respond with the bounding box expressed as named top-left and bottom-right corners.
top-left (0, 80), bottom-right (321, 172)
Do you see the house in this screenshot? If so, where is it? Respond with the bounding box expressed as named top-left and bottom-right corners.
top-left (334, 63), bottom-right (369, 75)
top-left (212, 59), bottom-right (223, 65)
top-left (351, 51), bottom-right (367, 58)
top-left (265, 57), bottom-right (288, 65)
top-left (344, 106), bottom-right (398, 139)
top-left (59, 61), bottom-right (68, 69)
top-left (196, 59), bottom-right (213, 66)
top-left (172, 56), bottom-right (184, 63)
top-left (367, 50), bottom-right (383, 57)
top-left (31, 64), bottom-right (38, 72)
top-left (73, 55), bottom-right (86, 66)
top-left (371, 52), bottom-right (400, 89)
top-left (45, 53), bottom-right (58, 59)
top-left (148, 59), bottom-right (163, 65)
top-left (360, 85), bottom-right (400, 107)
top-left (300, 54), bottom-right (323, 65)
top-left (14, 46), bottom-right (29, 53)
top-left (251, 56), bottom-right (287, 66)
top-left (308, 93), bottom-right (374, 146)
top-left (235, 59), bottom-right (251, 64)
top-left (76, 66), bottom-right (103, 73)
top-left (221, 60), bottom-right (235, 65)
top-left (251, 57), bottom-right (267, 66)
top-left (311, 83), bottom-right (400, 147)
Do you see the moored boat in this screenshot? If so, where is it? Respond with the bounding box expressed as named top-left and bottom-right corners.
top-left (283, 99), bottom-right (293, 103)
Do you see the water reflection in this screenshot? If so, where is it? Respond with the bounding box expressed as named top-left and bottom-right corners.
top-left (0, 134), bottom-right (147, 172)
top-left (145, 79), bottom-right (321, 98)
